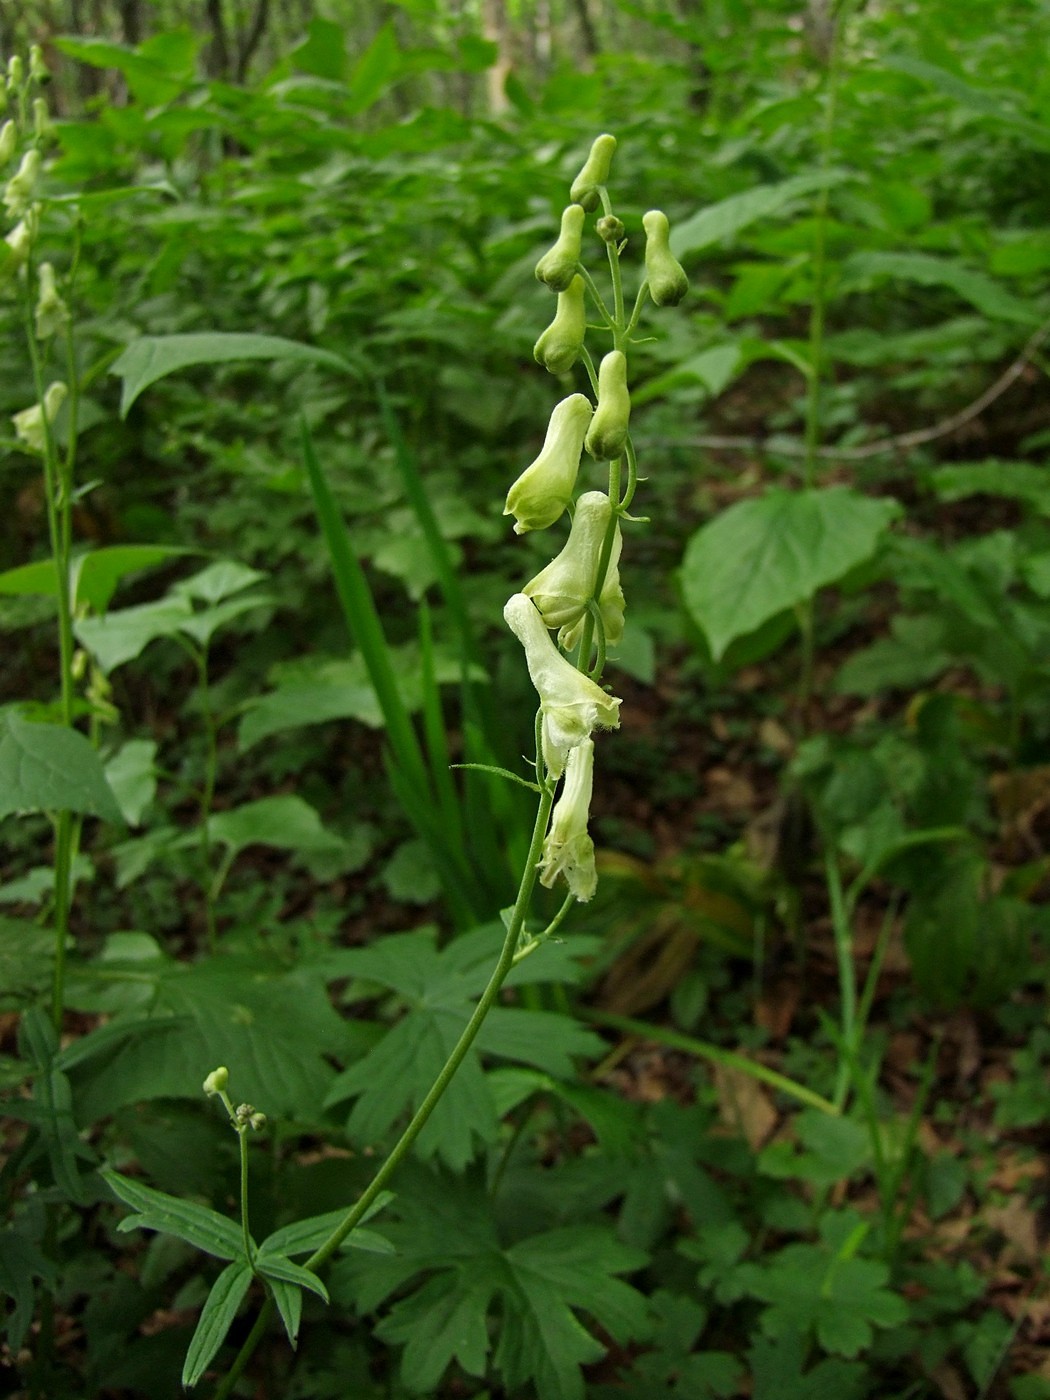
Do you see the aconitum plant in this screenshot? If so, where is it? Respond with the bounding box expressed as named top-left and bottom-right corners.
top-left (103, 134), bottom-right (690, 1395)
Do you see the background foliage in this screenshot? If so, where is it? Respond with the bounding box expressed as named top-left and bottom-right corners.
top-left (4, 1), bottom-right (1050, 1397)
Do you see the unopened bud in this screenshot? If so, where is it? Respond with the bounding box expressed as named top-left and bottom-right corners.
top-left (534, 274), bottom-right (587, 375)
top-left (585, 351), bottom-right (631, 462)
top-left (4, 207), bottom-right (38, 269)
top-left (596, 215), bottom-right (624, 246)
top-left (570, 134), bottom-right (616, 212)
top-left (504, 393), bottom-right (592, 534)
top-left (0, 120), bottom-right (16, 166)
top-left (203, 1066), bottom-right (229, 1095)
top-left (7, 57), bottom-right (24, 91)
top-left (29, 46), bottom-right (50, 84)
top-left (642, 210), bottom-right (689, 308)
top-left (535, 204), bottom-right (586, 293)
top-left (249, 1112), bottom-right (267, 1131)
top-left (33, 99), bottom-right (50, 141)
top-left (12, 380), bottom-right (65, 454)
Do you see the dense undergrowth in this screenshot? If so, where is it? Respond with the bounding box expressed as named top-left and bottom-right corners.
top-left (4, 1), bottom-right (1050, 1396)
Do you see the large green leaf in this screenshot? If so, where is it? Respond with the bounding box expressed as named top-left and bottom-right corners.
top-left (336, 1165), bottom-right (648, 1400)
top-left (681, 488), bottom-right (900, 660)
top-left (841, 250), bottom-right (1037, 324)
top-left (0, 545), bottom-right (189, 613)
top-left (74, 596), bottom-right (193, 673)
top-left (0, 710), bottom-right (122, 822)
top-left (111, 333), bottom-right (356, 416)
top-left (0, 917), bottom-right (55, 1009)
top-left (671, 171), bottom-right (852, 258)
top-left (206, 796), bottom-right (349, 860)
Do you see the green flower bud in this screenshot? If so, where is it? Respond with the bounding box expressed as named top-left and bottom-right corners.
top-left (249, 1112), bottom-right (267, 1131)
top-left (524, 490), bottom-right (625, 650)
top-left (4, 148), bottom-right (40, 219)
top-left (596, 214), bottom-right (625, 245)
top-left (504, 393), bottom-right (592, 534)
top-left (534, 274), bottom-right (587, 375)
top-left (7, 57), bottom-right (24, 92)
top-left (29, 46), bottom-right (50, 84)
top-left (0, 120), bottom-right (16, 166)
top-left (504, 592), bottom-right (621, 778)
top-left (202, 1066), bottom-right (229, 1096)
top-left (570, 133), bottom-right (616, 212)
top-left (33, 99), bottom-right (50, 141)
top-left (34, 262), bottom-right (68, 339)
top-left (642, 210), bottom-right (689, 308)
top-left (535, 204), bottom-right (585, 293)
top-left (539, 737), bottom-right (597, 901)
top-left (585, 350), bottom-right (631, 462)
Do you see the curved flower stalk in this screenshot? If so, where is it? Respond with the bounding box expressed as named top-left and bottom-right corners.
top-left (503, 592), bottom-right (621, 779)
top-left (524, 490), bottom-right (624, 650)
top-left (538, 737), bottom-right (597, 901)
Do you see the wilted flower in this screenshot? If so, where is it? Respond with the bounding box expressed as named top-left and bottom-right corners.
top-left (538, 737), bottom-right (597, 901)
top-left (524, 490), bottom-right (625, 650)
top-left (504, 592), bottom-right (620, 777)
top-left (504, 393), bottom-right (592, 535)
top-left (12, 380), bottom-right (66, 453)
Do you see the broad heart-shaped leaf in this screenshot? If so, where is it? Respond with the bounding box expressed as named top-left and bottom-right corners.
top-left (0, 710), bottom-right (122, 822)
top-left (101, 1168), bottom-right (244, 1261)
top-left (206, 796), bottom-right (349, 859)
top-left (0, 545), bottom-right (189, 613)
top-left (323, 927), bottom-right (603, 1169)
top-left (74, 595), bottom-right (193, 673)
top-left (111, 333), bottom-right (357, 416)
top-left (335, 1164), bottom-right (648, 1400)
top-left (681, 487), bottom-right (900, 661)
top-left (182, 1259), bottom-right (253, 1389)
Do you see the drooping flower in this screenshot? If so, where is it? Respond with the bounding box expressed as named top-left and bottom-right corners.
top-left (12, 380), bottom-right (66, 453)
top-left (504, 393), bottom-right (592, 535)
top-left (504, 592), bottom-right (620, 778)
top-left (34, 262), bottom-right (67, 339)
top-left (538, 736), bottom-right (597, 901)
top-left (523, 490), bottom-right (625, 650)
top-left (4, 147), bottom-right (39, 219)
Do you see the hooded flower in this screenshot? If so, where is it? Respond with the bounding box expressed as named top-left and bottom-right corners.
top-left (504, 393), bottom-right (592, 535)
top-left (523, 490), bottom-right (625, 650)
top-left (538, 736), bottom-right (597, 901)
top-left (12, 380), bottom-right (65, 454)
top-left (34, 262), bottom-right (67, 339)
top-left (4, 147), bottom-right (39, 219)
top-left (504, 592), bottom-right (621, 778)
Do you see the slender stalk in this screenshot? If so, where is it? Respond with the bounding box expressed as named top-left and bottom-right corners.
top-left (826, 852), bottom-right (857, 1112)
top-left (195, 645), bottom-right (220, 950)
top-left (211, 787), bottom-right (556, 1398)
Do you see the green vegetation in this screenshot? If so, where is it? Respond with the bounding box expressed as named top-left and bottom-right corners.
top-left (3, 1), bottom-right (1050, 1396)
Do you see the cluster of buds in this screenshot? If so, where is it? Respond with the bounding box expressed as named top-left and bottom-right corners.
top-left (3, 48), bottom-right (69, 453)
top-left (502, 136), bottom-right (687, 904)
top-left (203, 1066), bottom-right (267, 1132)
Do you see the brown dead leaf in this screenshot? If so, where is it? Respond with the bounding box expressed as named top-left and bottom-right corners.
top-left (983, 1198), bottom-right (1043, 1264)
top-left (754, 979), bottom-right (799, 1039)
top-left (712, 1063), bottom-right (778, 1150)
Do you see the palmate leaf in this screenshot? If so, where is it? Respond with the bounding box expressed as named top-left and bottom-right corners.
top-left (339, 1164), bottom-right (648, 1400)
top-left (324, 927), bottom-right (603, 1168)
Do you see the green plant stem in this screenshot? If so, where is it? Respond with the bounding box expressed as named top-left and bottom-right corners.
top-left (238, 1129), bottom-right (254, 1267)
top-left (23, 275), bottom-right (78, 1030)
top-left (195, 646), bottom-right (220, 950)
top-left (826, 852), bottom-right (857, 1112)
top-left (211, 785), bottom-right (556, 1400)
top-left (580, 1008), bottom-right (839, 1115)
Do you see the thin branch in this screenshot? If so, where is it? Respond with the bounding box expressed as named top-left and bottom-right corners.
top-left (652, 317), bottom-right (1050, 462)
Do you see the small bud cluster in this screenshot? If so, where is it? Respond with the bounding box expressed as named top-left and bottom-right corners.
top-left (202, 1066), bottom-right (267, 1133)
top-left (502, 136), bottom-right (687, 904)
top-left (3, 47), bottom-right (68, 454)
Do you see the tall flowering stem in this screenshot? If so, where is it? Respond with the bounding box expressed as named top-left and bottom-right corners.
top-left (209, 135), bottom-right (687, 1395)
